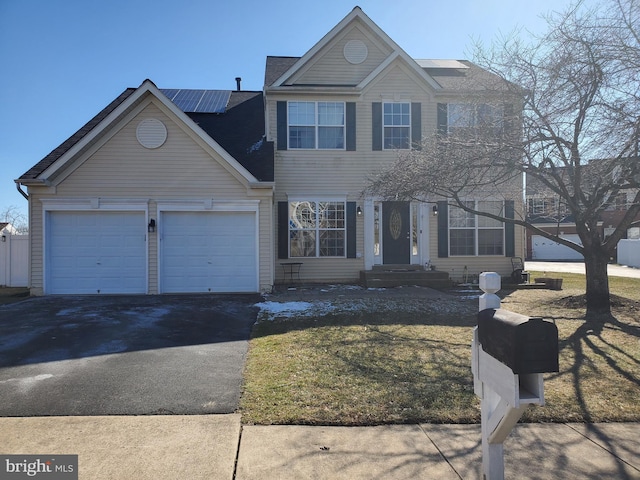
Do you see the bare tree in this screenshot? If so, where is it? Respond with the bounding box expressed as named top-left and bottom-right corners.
top-left (0, 205), bottom-right (29, 234)
top-left (368, 0), bottom-right (640, 316)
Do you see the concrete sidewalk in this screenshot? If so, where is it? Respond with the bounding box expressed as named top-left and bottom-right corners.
top-left (1, 416), bottom-right (638, 479)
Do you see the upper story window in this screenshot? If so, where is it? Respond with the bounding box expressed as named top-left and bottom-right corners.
top-left (288, 102), bottom-right (345, 149)
top-left (383, 102), bottom-right (410, 149)
top-left (447, 103), bottom-right (503, 136)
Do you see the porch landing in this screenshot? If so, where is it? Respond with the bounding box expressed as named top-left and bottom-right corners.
top-left (360, 265), bottom-right (453, 289)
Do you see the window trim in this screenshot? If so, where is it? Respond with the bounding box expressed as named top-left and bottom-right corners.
top-left (382, 102), bottom-right (411, 150)
top-left (288, 101), bottom-right (346, 150)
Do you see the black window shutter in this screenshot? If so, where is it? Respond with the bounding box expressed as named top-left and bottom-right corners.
top-left (277, 101), bottom-right (287, 151)
top-left (347, 202), bottom-right (357, 258)
top-left (278, 201), bottom-right (289, 259)
top-left (411, 103), bottom-right (421, 150)
top-left (505, 200), bottom-right (515, 257)
top-left (437, 103), bottom-right (448, 136)
top-left (346, 102), bottom-right (356, 151)
top-left (372, 102), bottom-right (382, 151)
top-left (437, 201), bottom-right (449, 258)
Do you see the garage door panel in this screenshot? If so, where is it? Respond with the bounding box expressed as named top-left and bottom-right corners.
top-left (161, 211), bottom-right (257, 293)
top-left (47, 211), bottom-right (146, 294)
top-left (532, 234), bottom-right (584, 261)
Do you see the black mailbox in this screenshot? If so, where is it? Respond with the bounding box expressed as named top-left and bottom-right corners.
top-left (477, 308), bottom-right (559, 374)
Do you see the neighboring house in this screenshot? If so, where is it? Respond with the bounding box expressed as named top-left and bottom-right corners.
top-left (525, 171), bottom-right (640, 260)
top-left (0, 223), bottom-right (18, 237)
top-left (16, 7), bottom-right (524, 295)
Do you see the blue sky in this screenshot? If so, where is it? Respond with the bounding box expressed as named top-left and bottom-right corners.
top-left (0, 0), bottom-right (581, 217)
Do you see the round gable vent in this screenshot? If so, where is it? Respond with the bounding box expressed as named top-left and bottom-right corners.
top-left (343, 39), bottom-right (368, 65)
top-left (136, 118), bottom-right (167, 149)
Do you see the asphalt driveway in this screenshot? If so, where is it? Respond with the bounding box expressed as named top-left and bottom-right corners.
top-left (0, 294), bottom-right (260, 416)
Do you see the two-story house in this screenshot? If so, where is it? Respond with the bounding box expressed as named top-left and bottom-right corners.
top-left (265, 7), bottom-right (523, 285)
top-left (15, 7), bottom-right (524, 295)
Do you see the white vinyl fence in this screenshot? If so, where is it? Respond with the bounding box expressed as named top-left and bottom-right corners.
top-left (0, 234), bottom-right (29, 287)
top-left (617, 239), bottom-right (640, 268)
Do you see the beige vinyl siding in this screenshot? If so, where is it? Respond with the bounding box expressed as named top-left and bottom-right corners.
top-left (258, 198), bottom-right (274, 292)
top-left (55, 104), bottom-right (250, 200)
top-left (29, 102), bottom-right (273, 294)
top-left (27, 196), bottom-right (44, 294)
top-left (295, 28), bottom-right (392, 86)
top-left (148, 200), bottom-right (158, 293)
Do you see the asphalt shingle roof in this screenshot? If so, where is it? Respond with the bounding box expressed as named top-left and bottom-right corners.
top-left (18, 87), bottom-right (274, 183)
top-left (187, 91), bottom-right (274, 182)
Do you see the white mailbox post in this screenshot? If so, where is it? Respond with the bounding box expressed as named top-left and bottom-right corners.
top-left (472, 272), bottom-right (557, 480)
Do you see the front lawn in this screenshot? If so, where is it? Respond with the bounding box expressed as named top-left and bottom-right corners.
top-left (240, 274), bottom-right (640, 425)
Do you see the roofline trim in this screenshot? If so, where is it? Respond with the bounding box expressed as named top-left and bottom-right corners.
top-left (270, 7), bottom-right (441, 91)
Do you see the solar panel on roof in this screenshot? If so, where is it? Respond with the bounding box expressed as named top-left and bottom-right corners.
top-left (197, 90), bottom-right (231, 113)
top-left (159, 89), bottom-right (231, 113)
top-left (160, 89), bottom-right (180, 101)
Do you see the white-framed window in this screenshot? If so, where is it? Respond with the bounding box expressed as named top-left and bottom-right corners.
top-left (449, 200), bottom-right (504, 256)
top-left (448, 103), bottom-right (503, 136)
top-left (383, 102), bottom-right (410, 149)
top-left (289, 201), bottom-right (346, 257)
top-left (529, 197), bottom-right (548, 215)
top-left (288, 101), bottom-right (345, 149)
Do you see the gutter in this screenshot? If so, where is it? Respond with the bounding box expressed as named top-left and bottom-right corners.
top-left (15, 181), bottom-right (28, 200)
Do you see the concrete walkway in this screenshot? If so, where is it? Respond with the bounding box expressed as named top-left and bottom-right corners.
top-left (1, 415), bottom-right (638, 479)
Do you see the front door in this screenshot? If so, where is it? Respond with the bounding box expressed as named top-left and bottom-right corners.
top-left (382, 201), bottom-right (411, 264)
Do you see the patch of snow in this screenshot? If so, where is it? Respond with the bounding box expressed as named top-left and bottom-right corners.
top-left (255, 301), bottom-right (336, 321)
top-left (247, 138), bottom-right (264, 153)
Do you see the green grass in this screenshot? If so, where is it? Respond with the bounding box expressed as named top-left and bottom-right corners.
top-left (241, 274), bottom-right (640, 425)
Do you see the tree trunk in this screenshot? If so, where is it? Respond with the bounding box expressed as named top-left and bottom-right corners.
top-left (583, 252), bottom-right (611, 316)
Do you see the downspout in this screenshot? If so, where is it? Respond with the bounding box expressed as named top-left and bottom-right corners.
top-left (16, 182), bottom-right (29, 200)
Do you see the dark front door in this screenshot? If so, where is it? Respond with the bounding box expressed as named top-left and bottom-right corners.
top-left (382, 201), bottom-right (411, 264)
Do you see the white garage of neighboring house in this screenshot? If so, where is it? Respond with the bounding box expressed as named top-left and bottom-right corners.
top-left (531, 234), bottom-right (584, 261)
top-left (17, 80), bottom-right (275, 295)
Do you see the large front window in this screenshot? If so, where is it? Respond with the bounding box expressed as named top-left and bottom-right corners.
top-left (289, 201), bottom-right (345, 257)
top-left (383, 102), bottom-right (410, 149)
top-left (288, 102), bottom-right (345, 149)
top-left (449, 201), bottom-right (504, 256)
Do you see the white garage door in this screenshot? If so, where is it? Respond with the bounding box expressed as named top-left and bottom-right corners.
top-left (532, 234), bottom-right (584, 261)
top-left (47, 211), bottom-right (146, 294)
top-left (160, 211), bottom-right (257, 293)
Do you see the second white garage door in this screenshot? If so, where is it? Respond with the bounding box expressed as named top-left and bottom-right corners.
top-left (532, 234), bottom-right (584, 261)
top-left (160, 211), bottom-right (257, 293)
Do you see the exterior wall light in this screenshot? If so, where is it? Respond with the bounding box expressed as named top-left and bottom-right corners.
top-left (432, 205), bottom-right (438, 216)
top-left (148, 219), bottom-right (156, 233)
top-left (1, 235), bottom-right (5, 242)
top-left (356, 206), bottom-right (363, 217)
